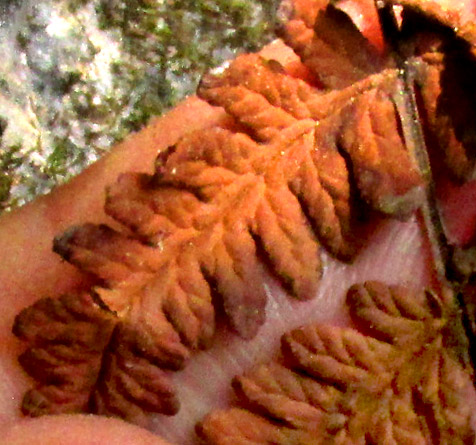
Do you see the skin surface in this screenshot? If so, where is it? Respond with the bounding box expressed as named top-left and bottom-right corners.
top-left (0, 3), bottom-right (476, 442)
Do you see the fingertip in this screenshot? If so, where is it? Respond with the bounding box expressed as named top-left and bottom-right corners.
top-left (2, 415), bottom-right (173, 445)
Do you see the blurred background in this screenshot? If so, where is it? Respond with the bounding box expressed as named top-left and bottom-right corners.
top-left (0, 0), bottom-right (278, 211)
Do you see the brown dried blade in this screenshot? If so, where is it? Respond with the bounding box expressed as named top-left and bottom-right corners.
top-left (12, 291), bottom-right (183, 425)
top-left (197, 54), bottom-right (423, 222)
top-left (197, 281), bottom-right (476, 444)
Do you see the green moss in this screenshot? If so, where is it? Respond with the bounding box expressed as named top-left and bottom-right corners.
top-left (0, 0), bottom-right (279, 211)
top-left (0, 143), bottom-right (23, 209)
top-left (0, 174), bottom-right (12, 205)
